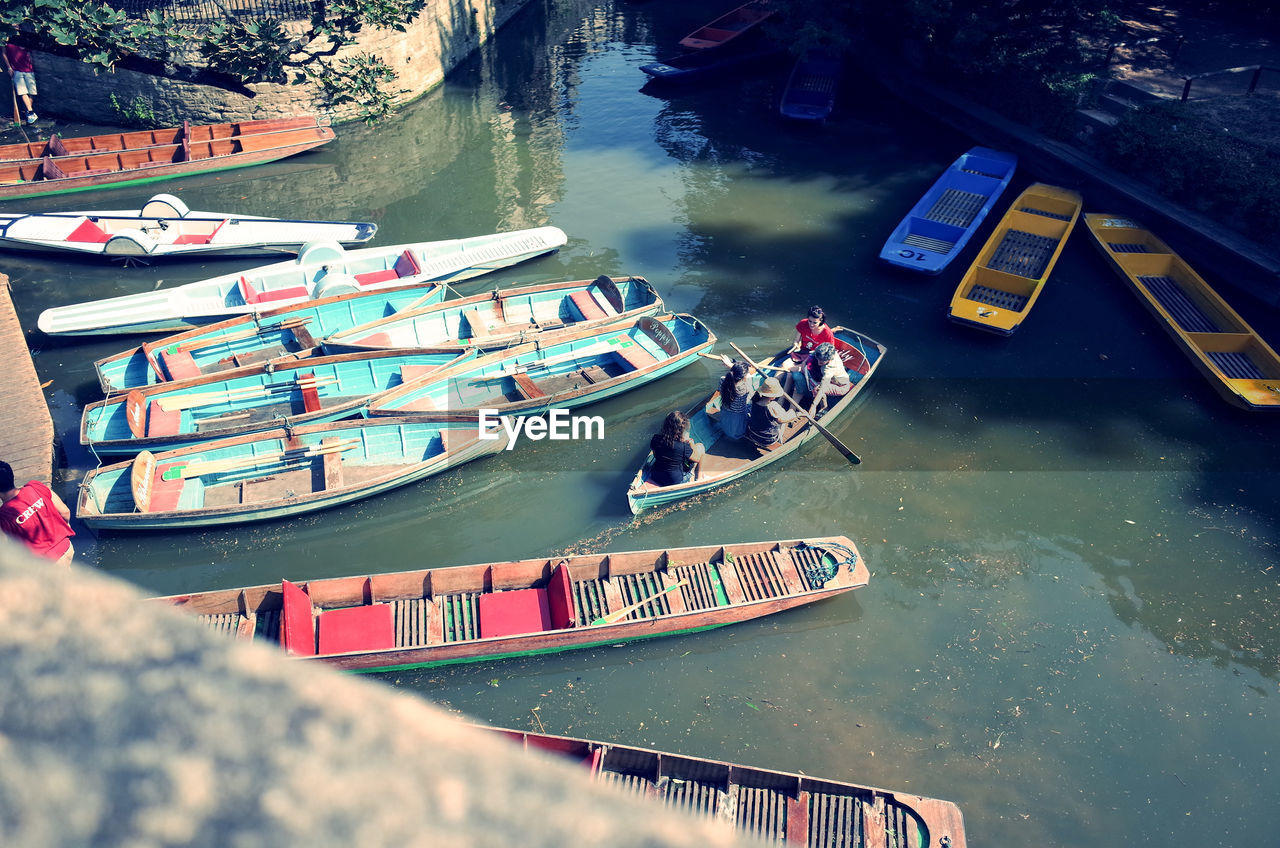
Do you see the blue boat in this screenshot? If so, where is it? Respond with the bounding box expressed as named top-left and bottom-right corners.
top-left (879, 147), bottom-right (1017, 275)
top-left (778, 50), bottom-right (842, 122)
top-left (367, 314), bottom-right (715, 421)
top-left (76, 418), bottom-right (508, 529)
top-left (626, 327), bottom-right (886, 514)
top-left (81, 349), bottom-right (470, 455)
top-left (93, 283), bottom-right (447, 394)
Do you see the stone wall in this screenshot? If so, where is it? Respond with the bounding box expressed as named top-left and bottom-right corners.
top-left (30, 0), bottom-right (532, 126)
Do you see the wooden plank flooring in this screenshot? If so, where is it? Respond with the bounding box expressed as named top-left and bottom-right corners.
top-left (0, 275), bottom-right (54, 484)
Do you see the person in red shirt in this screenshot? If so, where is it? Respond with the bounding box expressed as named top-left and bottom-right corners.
top-left (781, 305), bottom-right (836, 396)
top-left (0, 460), bottom-right (74, 565)
top-left (3, 30), bottom-right (38, 124)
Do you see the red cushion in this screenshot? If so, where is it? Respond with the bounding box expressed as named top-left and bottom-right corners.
top-left (569, 291), bottom-right (606, 320)
top-left (478, 588), bottom-right (550, 638)
top-left (67, 219), bottom-right (109, 243)
top-left (615, 342), bottom-right (658, 371)
top-left (281, 580), bottom-right (316, 656)
top-left (547, 563), bottom-right (575, 629)
top-left (297, 372), bottom-right (322, 413)
top-left (354, 269), bottom-right (399, 285)
top-left (160, 349), bottom-right (202, 381)
top-left (147, 463), bottom-right (186, 512)
top-left (317, 604), bottom-right (395, 655)
top-left (147, 401), bottom-right (182, 436)
top-left (172, 233), bottom-right (211, 245)
top-left (239, 275), bottom-right (309, 305)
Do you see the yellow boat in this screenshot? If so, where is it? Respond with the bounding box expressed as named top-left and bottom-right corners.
top-left (1085, 214), bottom-right (1280, 410)
top-left (947, 183), bottom-right (1082, 335)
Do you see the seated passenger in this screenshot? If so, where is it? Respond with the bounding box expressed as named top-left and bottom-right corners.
top-left (782, 306), bottom-right (836, 371)
top-left (745, 377), bottom-right (799, 450)
top-left (648, 410), bottom-right (704, 486)
top-left (796, 342), bottom-right (852, 415)
top-left (717, 360), bottom-right (753, 440)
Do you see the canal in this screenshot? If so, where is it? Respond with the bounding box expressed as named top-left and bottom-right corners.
top-left (5, 1), bottom-right (1279, 845)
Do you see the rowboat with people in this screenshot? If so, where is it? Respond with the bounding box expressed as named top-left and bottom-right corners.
top-left (1084, 214), bottom-right (1280, 409)
top-left (77, 418), bottom-right (508, 529)
top-left (151, 536), bottom-right (868, 672)
top-left (367, 313), bottom-right (715, 421)
top-left (92, 284), bottom-right (449, 393)
top-left (37, 226), bottom-right (569, 336)
top-left (947, 183), bottom-right (1081, 334)
top-left (0, 193), bottom-right (377, 259)
top-left (0, 118), bottom-right (335, 201)
top-left (322, 275), bottom-right (664, 354)
top-left (626, 327), bottom-right (886, 514)
top-left (490, 726), bottom-right (968, 848)
top-left (81, 349), bottom-right (469, 455)
top-left (879, 147), bottom-right (1017, 274)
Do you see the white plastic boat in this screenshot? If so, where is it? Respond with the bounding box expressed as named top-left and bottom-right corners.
top-left (36, 226), bottom-right (569, 336)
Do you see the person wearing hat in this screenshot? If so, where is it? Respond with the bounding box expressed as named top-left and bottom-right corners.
top-left (648, 410), bottom-right (705, 486)
top-left (796, 341), bottom-right (852, 415)
top-left (0, 460), bottom-right (75, 566)
top-left (745, 377), bottom-right (800, 450)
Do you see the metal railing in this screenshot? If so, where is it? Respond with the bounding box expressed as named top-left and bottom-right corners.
top-left (1181, 65), bottom-right (1280, 101)
top-left (114, 0), bottom-right (317, 24)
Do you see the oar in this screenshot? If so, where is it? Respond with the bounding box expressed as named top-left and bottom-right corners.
top-left (590, 579), bottom-right (688, 626)
top-left (729, 342), bottom-right (862, 466)
top-left (696, 351), bottom-right (787, 373)
top-left (470, 340), bottom-right (620, 383)
top-left (157, 375), bottom-right (337, 411)
top-left (171, 316), bottom-right (313, 353)
top-left (161, 438), bottom-right (361, 480)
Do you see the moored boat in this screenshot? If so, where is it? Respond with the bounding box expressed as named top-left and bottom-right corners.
top-left (152, 536), bottom-right (868, 672)
top-left (947, 183), bottom-right (1081, 335)
top-left (627, 327), bottom-right (885, 514)
top-left (36, 226), bottom-right (568, 336)
top-left (81, 348), bottom-right (469, 455)
top-left (77, 418), bottom-right (507, 529)
top-left (323, 275), bottom-right (664, 354)
top-left (93, 284), bottom-right (448, 393)
top-left (489, 726), bottom-right (968, 848)
top-left (1085, 214), bottom-right (1280, 409)
top-left (0, 118), bottom-right (335, 201)
top-left (0, 193), bottom-right (377, 259)
top-left (778, 50), bottom-right (842, 122)
top-left (640, 36), bottom-right (785, 83)
top-left (678, 1), bottom-right (775, 50)
top-left (879, 147), bottom-right (1018, 274)
top-left (367, 313), bottom-right (716, 421)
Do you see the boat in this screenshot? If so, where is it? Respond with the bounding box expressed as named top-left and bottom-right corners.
top-left (627, 327), bottom-right (885, 514)
top-left (640, 36), bottom-right (785, 84)
top-left (0, 193), bottom-right (377, 259)
top-left (81, 349), bottom-right (470, 455)
top-left (366, 313), bottom-right (715, 421)
top-left (0, 118), bottom-right (335, 201)
top-left (487, 726), bottom-right (968, 848)
top-left (1084, 214), bottom-right (1280, 409)
top-left (36, 226), bottom-right (569, 336)
top-left (879, 147), bottom-right (1018, 274)
top-left (322, 275), bottom-right (665, 354)
top-left (778, 50), bottom-right (842, 122)
top-left (93, 284), bottom-right (449, 394)
top-left (946, 183), bottom-right (1081, 335)
top-left (151, 536), bottom-right (868, 672)
top-left (678, 1), bottom-right (775, 51)
top-left (77, 417), bottom-right (508, 529)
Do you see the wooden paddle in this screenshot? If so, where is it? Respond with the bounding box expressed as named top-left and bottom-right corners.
top-left (697, 351), bottom-right (785, 372)
top-left (157, 375), bottom-right (337, 411)
top-left (729, 342), bottom-right (862, 466)
top-left (160, 438), bottom-right (361, 480)
top-left (470, 340), bottom-right (621, 383)
top-left (172, 316), bottom-right (313, 353)
top-left (590, 579), bottom-right (688, 626)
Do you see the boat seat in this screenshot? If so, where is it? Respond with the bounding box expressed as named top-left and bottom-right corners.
top-left (281, 579), bottom-right (318, 656)
top-left (239, 275), bottom-right (309, 306)
top-left (171, 232), bottom-right (212, 245)
top-left (144, 462), bottom-right (186, 512)
top-left (569, 291), bottom-right (607, 321)
top-left (547, 562), bottom-right (575, 629)
top-left (353, 332), bottom-right (393, 348)
top-left (478, 588), bottom-right (551, 639)
top-left (299, 373), bottom-right (322, 413)
top-left (147, 400), bottom-right (182, 436)
top-left (317, 603), bottom-right (395, 655)
top-left (462, 309), bottom-right (491, 338)
top-left (67, 218), bottom-right (109, 243)
top-left (512, 372), bottom-right (546, 399)
top-left (320, 442), bottom-right (345, 490)
top-left (399, 364), bottom-right (437, 383)
top-left (354, 268), bottom-right (398, 285)
top-left (160, 349), bottom-right (202, 381)
top-left (614, 342), bottom-right (659, 371)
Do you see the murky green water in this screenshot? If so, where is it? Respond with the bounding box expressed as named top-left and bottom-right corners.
top-left (6, 2), bottom-right (1279, 845)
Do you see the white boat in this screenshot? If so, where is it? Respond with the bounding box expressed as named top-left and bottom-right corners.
top-left (0, 193), bottom-right (377, 258)
top-left (36, 226), bottom-right (569, 336)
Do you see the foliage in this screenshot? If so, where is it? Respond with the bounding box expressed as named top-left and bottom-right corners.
top-left (301, 53), bottom-right (400, 124)
top-left (108, 91), bottom-right (157, 127)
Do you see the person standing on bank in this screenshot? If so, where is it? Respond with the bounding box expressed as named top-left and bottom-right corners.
top-left (3, 30), bottom-right (37, 124)
top-left (648, 410), bottom-right (704, 486)
top-left (0, 461), bottom-right (75, 566)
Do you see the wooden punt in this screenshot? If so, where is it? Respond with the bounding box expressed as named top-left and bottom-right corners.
top-left (489, 726), bottom-right (967, 848)
top-left (77, 418), bottom-right (507, 529)
top-left (322, 275), bottom-right (664, 354)
top-left (879, 147), bottom-right (1017, 274)
top-left (367, 313), bottom-right (715, 422)
top-left (678, 1), bottom-right (775, 51)
top-left (778, 50), bottom-right (842, 122)
top-left (947, 183), bottom-right (1081, 335)
top-left (151, 536), bottom-right (868, 672)
top-left (0, 192), bottom-right (376, 259)
top-left (627, 327), bottom-right (886, 514)
top-left (93, 284), bottom-right (448, 394)
top-left (1085, 214), bottom-right (1280, 409)
top-left (37, 226), bottom-right (568, 336)
top-left (81, 348), bottom-right (471, 455)
top-left (0, 118), bottom-right (335, 201)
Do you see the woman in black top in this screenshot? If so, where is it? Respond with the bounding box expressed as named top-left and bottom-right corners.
top-left (649, 410), bottom-right (704, 486)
